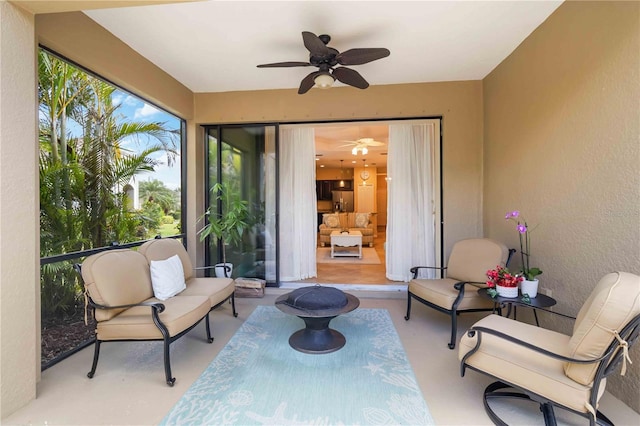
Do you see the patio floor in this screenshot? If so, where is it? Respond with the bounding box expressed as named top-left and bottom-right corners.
top-left (5, 288), bottom-right (639, 425)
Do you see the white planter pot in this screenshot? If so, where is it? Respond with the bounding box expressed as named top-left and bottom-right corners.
top-left (214, 263), bottom-right (233, 278)
top-left (496, 284), bottom-right (518, 298)
top-left (521, 279), bottom-right (539, 298)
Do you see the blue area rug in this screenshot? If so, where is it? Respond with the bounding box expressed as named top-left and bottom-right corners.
top-left (161, 306), bottom-right (434, 425)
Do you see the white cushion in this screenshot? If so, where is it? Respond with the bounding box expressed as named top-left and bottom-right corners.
top-left (149, 255), bottom-right (186, 300)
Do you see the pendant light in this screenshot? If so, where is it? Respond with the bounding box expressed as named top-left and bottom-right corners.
top-left (339, 160), bottom-right (345, 187)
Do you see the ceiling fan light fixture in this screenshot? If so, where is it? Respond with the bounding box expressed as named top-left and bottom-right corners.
top-left (314, 73), bottom-right (334, 89)
top-left (362, 146), bottom-right (368, 155)
top-left (352, 147), bottom-right (358, 155)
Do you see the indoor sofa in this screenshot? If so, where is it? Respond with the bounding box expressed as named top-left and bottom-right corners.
top-left (319, 212), bottom-right (374, 247)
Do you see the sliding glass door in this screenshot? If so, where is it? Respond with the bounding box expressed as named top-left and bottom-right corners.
top-left (205, 125), bottom-right (277, 284)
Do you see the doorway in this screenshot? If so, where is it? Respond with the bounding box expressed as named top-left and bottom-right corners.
top-left (310, 123), bottom-right (390, 285)
top-left (203, 118), bottom-right (442, 287)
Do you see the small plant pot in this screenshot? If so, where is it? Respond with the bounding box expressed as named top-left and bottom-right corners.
top-left (215, 263), bottom-right (233, 278)
top-left (521, 279), bottom-right (539, 298)
top-left (496, 284), bottom-right (518, 298)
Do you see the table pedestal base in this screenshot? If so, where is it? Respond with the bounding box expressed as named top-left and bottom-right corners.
top-left (289, 315), bottom-right (345, 354)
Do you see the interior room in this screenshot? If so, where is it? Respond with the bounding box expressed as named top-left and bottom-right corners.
top-left (1, 1), bottom-right (638, 425)
top-left (306, 123), bottom-right (391, 285)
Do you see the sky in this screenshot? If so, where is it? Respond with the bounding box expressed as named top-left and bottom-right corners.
top-left (112, 90), bottom-right (182, 190)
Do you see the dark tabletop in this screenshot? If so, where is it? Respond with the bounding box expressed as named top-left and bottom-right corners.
top-left (477, 287), bottom-right (556, 309)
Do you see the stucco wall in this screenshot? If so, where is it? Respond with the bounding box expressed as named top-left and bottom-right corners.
top-left (0, 1), bottom-right (38, 418)
top-left (195, 81), bottom-right (485, 253)
top-left (483, 1), bottom-right (640, 411)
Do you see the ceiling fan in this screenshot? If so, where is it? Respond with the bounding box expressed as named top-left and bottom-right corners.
top-left (257, 31), bottom-right (390, 94)
top-left (339, 137), bottom-right (385, 155)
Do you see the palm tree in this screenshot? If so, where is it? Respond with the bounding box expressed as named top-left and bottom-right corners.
top-left (38, 50), bottom-right (179, 317)
top-left (139, 179), bottom-right (178, 214)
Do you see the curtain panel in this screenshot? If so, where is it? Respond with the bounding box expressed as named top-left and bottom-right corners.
top-left (278, 127), bottom-right (317, 281)
top-left (386, 122), bottom-right (438, 281)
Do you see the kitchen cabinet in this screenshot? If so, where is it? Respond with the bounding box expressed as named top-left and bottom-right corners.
top-left (316, 180), bottom-right (333, 200)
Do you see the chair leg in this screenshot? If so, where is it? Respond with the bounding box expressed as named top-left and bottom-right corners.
top-left (87, 339), bottom-right (101, 378)
top-left (448, 310), bottom-right (457, 349)
top-left (231, 292), bottom-right (238, 317)
top-left (404, 293), bottom-right (412, 320)
top-left (540, 403), bottom-right (558, 426)
top-left (205, 313), bottom-right (214, 343)
top-left (163, 337), bottom-right (176, 387)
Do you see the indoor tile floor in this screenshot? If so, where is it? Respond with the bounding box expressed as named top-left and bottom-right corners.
top-left (5, 290), bottom-right (639, 425)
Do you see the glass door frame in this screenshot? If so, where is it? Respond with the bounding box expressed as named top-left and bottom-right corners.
top-left (203, 123), bottom-right (280, 285)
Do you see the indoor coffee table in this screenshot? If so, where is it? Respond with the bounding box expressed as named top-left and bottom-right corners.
top-left (330, 230), bottom-right (362, 258)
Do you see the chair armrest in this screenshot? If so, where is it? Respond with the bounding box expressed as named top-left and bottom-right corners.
top-left (89, 299), bottom-right (166, 314)
top-left (462, 325), bottom-right (607, 366)
top-left (194, 264), bottom-right (231, 272)
top-left (410, 266), bottom-right (447, 279)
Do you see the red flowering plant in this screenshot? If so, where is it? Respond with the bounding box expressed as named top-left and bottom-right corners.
top-left (485, 265), bottom-right (523, 298)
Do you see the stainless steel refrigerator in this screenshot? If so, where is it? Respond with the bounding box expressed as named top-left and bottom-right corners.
top-left (332, 190), bottom-right (354, 212)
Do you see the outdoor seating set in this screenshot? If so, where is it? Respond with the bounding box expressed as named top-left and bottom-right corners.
top-left (75, 237), bottom-right (236, 386)
top-left (405, 238), bottom-right (640, 426)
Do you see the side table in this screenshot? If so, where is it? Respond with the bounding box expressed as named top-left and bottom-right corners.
top-left (478, 288), bottom-right (557, 326)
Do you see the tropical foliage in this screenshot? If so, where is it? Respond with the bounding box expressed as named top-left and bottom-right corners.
top-left (38, 49), bottom-right (180, 320)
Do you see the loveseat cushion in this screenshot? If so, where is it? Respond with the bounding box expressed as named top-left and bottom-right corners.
top-left (81, 249), bottom-right (154, 322)
top-left (96, 295), bottom-right (210, 340)
top-left (565, 272), bottom-right (640, 385)
top-left (139, 238), bottom-right (194, 281)
top-left (182, 277), bottom-right (235, 308)
top-left (459, 314), bottom-right (603, 414)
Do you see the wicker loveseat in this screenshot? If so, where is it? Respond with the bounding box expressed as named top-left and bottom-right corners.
top-left (319, 212), bottom-right (374, 247)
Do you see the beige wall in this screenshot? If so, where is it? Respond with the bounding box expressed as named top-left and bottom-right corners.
top-left (195, 81), bottom-right (485, 251)
top-left (0, 1), bottom-right (38, 418)
top-left (483, 1), bottom-right (640, 410)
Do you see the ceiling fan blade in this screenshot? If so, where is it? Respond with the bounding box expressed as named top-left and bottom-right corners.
top-left (298, 71), bottom-right (322, 94)
top-left (257, 61), bottom-right (312, 68)
top-left (337, 48), bottom-right (390, 66)
top-left (302, 31), bottom-right (330, 56)
top-left (332, 67), bottom-right (369, 89)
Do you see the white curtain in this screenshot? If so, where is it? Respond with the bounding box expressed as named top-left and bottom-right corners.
top-left (279, 127), bottom-right (317, 281)
top-left (263, 127), bottom-right (277, 282)
top-left (386, 122), bottom-right (437, 281)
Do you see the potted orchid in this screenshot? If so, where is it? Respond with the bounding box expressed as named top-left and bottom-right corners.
top-left (486, 265), bottom-right (522, 298)
top-left (506, 210), bottom-right (542, 297)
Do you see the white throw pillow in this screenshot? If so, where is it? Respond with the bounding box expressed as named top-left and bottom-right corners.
top-left (150, 255), bottom-right (186, 300)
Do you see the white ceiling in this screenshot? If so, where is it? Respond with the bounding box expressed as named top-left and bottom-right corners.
top-left (82, 0), bottom-right (562, 171)
top-left (84, 1), bottom-right (562, 93)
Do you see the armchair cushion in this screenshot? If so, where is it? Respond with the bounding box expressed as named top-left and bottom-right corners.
top-left (458, 314), bottom-right (602, 414)
top-left (447, 238), bottom-right (510, 284)
top-left (409, 279), bottom-right (495, 311)
top-left (565, 271), bottom-right (640, 385)
top-left (149, 254), bottom-right (186, 301)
